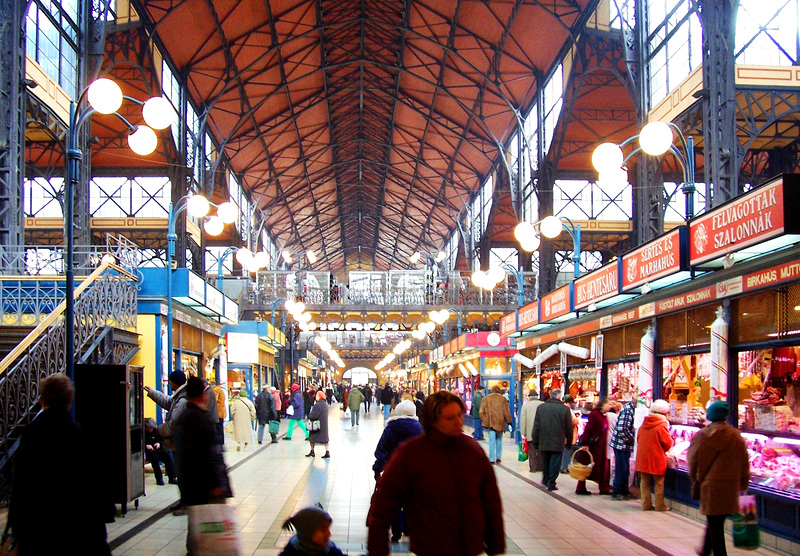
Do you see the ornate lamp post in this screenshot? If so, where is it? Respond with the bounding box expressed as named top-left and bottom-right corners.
top-left (65, 78), bottom-right (173, 380)
top-left (592, 120), bottom-right (696, 219)
top-left (166, 195), bottom-right (237, 377)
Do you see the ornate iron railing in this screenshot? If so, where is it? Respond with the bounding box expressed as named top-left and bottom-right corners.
top-left (0, 260), bottom-right (138, 460)
top-left (244, 270), bottom-right (538, 308)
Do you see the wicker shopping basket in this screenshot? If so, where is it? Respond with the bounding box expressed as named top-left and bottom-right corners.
top-left (568, 449), bottom-right (594, 481)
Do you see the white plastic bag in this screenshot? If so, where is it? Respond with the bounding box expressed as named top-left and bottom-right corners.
top-left (187, 503), bottom-right (242, 555)
top-left (285, 405), bottom-right (294, 416)
top-left (344, 408), bottom-right (351, 419)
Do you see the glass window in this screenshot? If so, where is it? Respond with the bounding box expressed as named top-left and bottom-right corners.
top-left (25, 0), bottom-right (80, 98)
top-left (663, 353), bottom-right (712, 425)
top-left (607, 362), bottom-right (638, 402)
top-left (736, 0), bottom-right (799, 65)
top-left (542, 64), bottom-right (563, 153)
top-left (738, 348), bottom-right (800, 437)
top-left (647, 0), bottom-right (702, 106)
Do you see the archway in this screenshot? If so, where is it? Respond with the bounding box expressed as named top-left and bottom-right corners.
top-left (342, 367), bottom-right (378, 386)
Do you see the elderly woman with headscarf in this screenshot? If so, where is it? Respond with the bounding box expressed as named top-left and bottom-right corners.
top-left (306, 390), bottom-right (330, 459)
top-left (230, 389), bottom-right (256, 451)
top-left (635, 399), bottom-right (673, 511)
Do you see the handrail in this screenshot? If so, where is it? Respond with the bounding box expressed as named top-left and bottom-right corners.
top-left (0, 260), bottom-right (136, 377)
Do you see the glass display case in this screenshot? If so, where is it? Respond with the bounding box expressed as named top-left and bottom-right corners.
top-left (667, 426), bottom-right (800, 495)
top-left (608, 361), bottom-right (637, 402)
top-left (663, 353), bottom-right (712, 425)
top-left (737, 348), bottom-right (800, 436)
top-left (568, 366), bottom-right (599, 408)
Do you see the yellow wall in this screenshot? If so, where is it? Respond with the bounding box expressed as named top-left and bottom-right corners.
top-left (130, 314), bottom-right (160, 420)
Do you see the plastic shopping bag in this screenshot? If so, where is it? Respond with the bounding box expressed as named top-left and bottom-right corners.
top-left (731, 494), bottom-right (760, 550)
top-left (344, 408), bottom-right (351, 419)
top-left (187, 503), bottom-right (242, 555)
top-left (518, 443), bottom-right (529, 462)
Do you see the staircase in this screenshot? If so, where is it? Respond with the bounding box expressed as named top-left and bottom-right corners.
top-left (0, 259), bottom-right (140, 507)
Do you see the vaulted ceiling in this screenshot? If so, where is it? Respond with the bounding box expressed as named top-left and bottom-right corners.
top-left (127, 0), bottom-right (599, 271)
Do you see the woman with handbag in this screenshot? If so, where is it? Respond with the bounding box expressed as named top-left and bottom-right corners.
top-left (575, 397), bottom-right (613, 495)
top-left (306, 391), bottom-right (330, 458)
top-left (284, 383), bottom-right (310, 441)
top-left (635, 399), bottom-right (673, 511)
top-left (230, 389), bottom-right (257, 451)
top-left (688, 401), bottom-right (750, 556)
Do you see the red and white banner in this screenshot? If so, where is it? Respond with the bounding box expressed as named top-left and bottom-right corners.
top-left (499, 312), bottom-right (517, 336)
top-left (622, 228), bottom-right (683, 290)
top-left (690, 178), bottom-right (785, 265)
top-left (574, 261), bottom-right (619, 309)
top-left (518, 301), bottom-right (539, 331)
top-left (540, 284), bottom-right (571, 322)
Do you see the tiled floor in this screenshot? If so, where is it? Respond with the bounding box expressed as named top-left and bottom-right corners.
top-left (107, 407), bottom-right (787, 555)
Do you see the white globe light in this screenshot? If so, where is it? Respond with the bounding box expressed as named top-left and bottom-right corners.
top-left (591, 142), bottom-right (624, 173)
top-left (101, 254), bottom-right (116, 265)
top-left (471, 270), bottom-right (486, 288)
top-left (409, 252), bottom-right (421, 263)
top-left (597, 167), bottom-right (629, 189)
top-left (142, 96), bottom-right (175, 130)
top-left (187, 195), bottom-right (210, 218)
top-left (236, 247), bottom-right (253, 265)
top-left (216, 201), bottom-right (238, 224)
top-left (540, 215), bottom-right (563, 239)
top-left (514, 222), bottom-right (537, 250)
top-left (253, 251), bottom-right (270, 269)
top-left (284, 300), bottom-right (296, 312)
top-left (127, 125), bottom-right (157, 156)
top-left (639, 121), bottom-right (674, 156)
top-left (281, 250), bottom-right (293, 264)
top-left (436, 251), bottom-right (446, 262)
top-left (204, 215), bottom-right (224, 236)
top-left (87, 78), bottom-right (122, 114)
top-left (487, 267), bottom-right (505, 285)
top-left (306, 250), bottom-right (317, 264)
top-left (520, 235), bottom-right (541, 252)
top-left (294, 301), bottom-right (306, 314)
top-left (300, 312), bottom-right (312, 323)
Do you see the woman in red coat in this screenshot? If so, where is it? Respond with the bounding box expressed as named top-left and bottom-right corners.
top-left (576, 397), bottom-right (612, 495)
top-left (636, 399), bottom-right (674, 511)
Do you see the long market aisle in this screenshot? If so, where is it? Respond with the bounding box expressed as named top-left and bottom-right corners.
top-left (108, 404), bottom-right (789, 556)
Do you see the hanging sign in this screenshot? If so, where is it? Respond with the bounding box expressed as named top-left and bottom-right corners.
top-left (621, 227), bottom-right (684, 291)
top-left (500, 311), bottom-right (518, 336)
top-left (574, 261), bottom-right (619, 310)
top-left (518, 300), bottom-right (539, 331)
top-left (655, 285), bottom-right (717, 315)
top-left (540, 284), bottom-right (572, 322)
top-left (689, 175), bottom-right (800, 265)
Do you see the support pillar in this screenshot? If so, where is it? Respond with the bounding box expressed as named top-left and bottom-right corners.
top-left (0, 0), bottom-right (26, 269)
top-left (700, 0), bottom-right (739, 206)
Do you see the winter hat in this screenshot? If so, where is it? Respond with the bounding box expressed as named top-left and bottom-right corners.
top-left (316, 390), bottom-right (326, 401)
top-left (527, 390), bottom-right (539, 399)
top-left (168, 370), bottom-right (186, 386)
top-left (282, 505), bottom-right (332, 546)
top-left (291, 383), bottom-right (301, 392)
top-left (238, 390), bottom-right (249, 398)
top-left (650, 399), bottom-right (670, 415)
top-left (185, 376), bottom-right (205, 398)
top-left (395, 399), bottom-right (417, 417)
top-left (706, 401), bottom-right (730, 422)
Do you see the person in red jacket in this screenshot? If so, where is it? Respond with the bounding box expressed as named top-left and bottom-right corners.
top-left (636, 399), bottom-right (674, 511)
top-left (366, 391), bottom-right (505, 556)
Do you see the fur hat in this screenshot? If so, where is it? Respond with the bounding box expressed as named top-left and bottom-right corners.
top-left (650, 399), bottom-right (670, 415)
top-left (394, 399), bottom-right (417, 417)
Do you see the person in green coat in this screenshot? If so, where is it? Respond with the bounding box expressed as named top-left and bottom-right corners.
top-left (347, 385), bottom-right (365, 427)
top-left (471, 386), bottom-right (485, 440)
